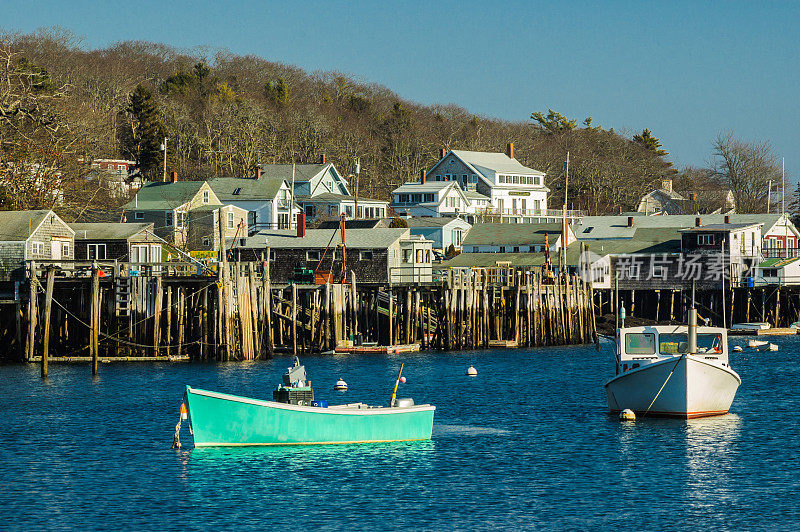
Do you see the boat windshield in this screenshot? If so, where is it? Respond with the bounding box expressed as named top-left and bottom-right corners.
top-left (659, 333), bottom-right (724, 354)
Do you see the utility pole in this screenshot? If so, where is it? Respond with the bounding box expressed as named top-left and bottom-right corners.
top-left (562, 151), bottom-right (569, 270)
top-left (354, 158), bottom-right (361, 219)
top-left (290, 163), bottom-right (296, 229)
top-left (161, 137), bottom-right (168, 182)
top-left (767, 179), bottom-right (772, 213)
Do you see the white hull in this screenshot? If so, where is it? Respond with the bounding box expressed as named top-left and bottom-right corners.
top-left (605, 355), bottom-right (741, 419)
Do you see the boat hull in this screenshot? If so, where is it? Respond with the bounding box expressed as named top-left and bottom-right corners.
top-left (185, 387), bottom-right (435, 446)
top-left (604, 356), bottom-right (741, 419)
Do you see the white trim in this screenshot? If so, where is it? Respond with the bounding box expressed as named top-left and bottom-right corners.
top-left (187, 387), bottom-right (435, 415)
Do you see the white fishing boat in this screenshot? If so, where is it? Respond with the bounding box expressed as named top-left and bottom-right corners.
top-left (605, 309), bottom-right (741, 419)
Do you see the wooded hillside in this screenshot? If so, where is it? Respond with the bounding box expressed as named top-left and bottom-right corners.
top-left (1, 29), bottom-right (680, 219)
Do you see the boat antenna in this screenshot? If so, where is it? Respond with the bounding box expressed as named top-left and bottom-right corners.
top-left (389, 363), bottom-right (404, 407)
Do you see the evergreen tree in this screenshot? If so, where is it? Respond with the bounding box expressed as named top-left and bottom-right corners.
top-left (530, 109), bottom-right (577, 133)
top-left (122, 85), bottom-right (167, 179)
top-left (265, 78), bottom-right (290, 107)
top-left (633, 129), bottom-right (668, 156)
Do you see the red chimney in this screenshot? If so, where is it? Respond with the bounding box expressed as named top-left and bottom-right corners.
top-left (695, 217), bottom-right (702, 227)
top-left (255, 167), bottom-right (261, 179)
top-left (724, 215), bottom-right (731, 224)
top-left (320, 153), bottom-right (326, 164)
top-left (439, 148), bottom-right (446, 159)
top-left (171, 171), bottom-right (178, 183)
top-left (627, 216), bottom-right (634, 227)
top-left (296, 213), bottom-right (306, 237)
top-left (421, 169), bottom-right (427, 184)
top-left (507, 142), bottom-right (515, 159)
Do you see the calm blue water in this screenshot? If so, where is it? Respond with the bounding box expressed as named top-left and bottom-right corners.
top-left (2, 337), bottom-right (799, 531)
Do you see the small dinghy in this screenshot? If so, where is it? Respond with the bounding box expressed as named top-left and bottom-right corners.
top-left (733, 345), bottom-right (743, 352)
top-left (748, 339), bottom-right (769, 349)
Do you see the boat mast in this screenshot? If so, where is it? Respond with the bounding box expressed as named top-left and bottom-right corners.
top-left (688, 280), bottom-right (697, 354)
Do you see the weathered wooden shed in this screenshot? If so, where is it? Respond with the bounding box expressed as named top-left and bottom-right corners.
top-left (0, 210), bottom-right (74, 280)
top-left (70, 223), bottom-right (160, 262)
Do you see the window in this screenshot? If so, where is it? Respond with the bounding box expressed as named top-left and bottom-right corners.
top-left (31, 241), bottom-right (44, 255)
top-left (446, 197), bottom-right (458, 208)
top-left (499, 175), bottom-right (505, 183)
top-left (434, 175), bottom-right (441, 181)
top-left (345, 206), bottom-right (353, 217)
top-left (399, 194), bottom-right (409, 203)
top-left (411, 194), bottom-right (422, 203)
top-left (698, 234), bottom-right (715, 246)
top-left (202, 237), bottom-right (211, 247)
top-left (60, 241), bottom-right (70, 258)
top-left (424, 194), bottom-right (434, 202)
top-left (278, 213), bottom-right (289, 229)
top-left (270, 250), bottom-right (276, 262)
top-left (625, 333), bottom-right (656, 355)
top-left (134, 212), bottom-right (144, 220)
top-left (227, 211), bottom-right (235, 229)
top-left (307, 250), bottom-right (321, 261)
top-left (403, 249), bottom-right (412, 263)
top-left (762, 268), bottom-right (777, 277)
top-left (513, 246), bottom-right (520, 252)
top-left (176, 211), bottom-right (187, 229)
top-left (359, 250), bottom-right (373, 260)
top-left (416, 249), bottom-right (422, 263)
top-left (233, 187), bottom-right (242, 196)
top-left (425, 250), bottom-right (431, 263)
top-left (203, 191), bottom-right (210, 204)
top-left (651, 265), bottom-right (666, 279)
top-left (165, 212), bottom-right (174, 226)
top-left (88, 243), bottom-right (107, 260)
top-left (500, 246), bottom-right (506, 253)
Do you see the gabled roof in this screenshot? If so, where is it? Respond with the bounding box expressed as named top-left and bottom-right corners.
top-left (70, 223), bottom-right (153, 240)
top-left (392, 181), bottom-right (458, 194)
top-left (124, 180), bottom-right (210, 210)
top-left (0, 210), bottom-right (68, 241)
top-left (257, 163), bottom-right (329, 182)
top-left (209, 177), bottom-right (285, 201)
top-left (297, 192), bottom-right (386, 204)
top-left (680, 223), bottom-right (761, 232)
top-left (462, 223), bottom-right (564, 247)
top-left (448, 150), bottom-right (545, 177)
top-left (574, 214), bottom-right (791, 239)
top-left (233, 228), bottom-right (411, 249)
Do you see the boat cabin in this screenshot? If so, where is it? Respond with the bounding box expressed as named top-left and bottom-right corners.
top-left (617, 325), bottom-right (729, 375)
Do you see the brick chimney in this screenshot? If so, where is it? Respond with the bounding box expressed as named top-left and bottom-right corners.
top-left (439, 148), bottom-right (446, 159)
top-left (171, 171), bottom-right (178, 183)
top-left (296, 213), bottom-right (306, 237)
top-left (695, 217), bottom-right (702, 227)
top-left (507, 142), bottom-right (515, 159)
top-left (421, 169), bottom-right (427, 184)
top-left (724, 214), bottom-right (731, 224)
top-left (320, 153), bottom-right (326, 164)
top-left (255, 167), bottom-right (261, 179)
top-left (627, 216), bottom-right (634, 227)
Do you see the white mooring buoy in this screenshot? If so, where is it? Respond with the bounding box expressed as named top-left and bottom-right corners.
top-left (334, 378), bottom-right (348, 391)
top-left (619, 409), bottom-right (636, 421)
top-left (466, 365), bottom-right (478, 377)
top-left (733, 345), bottom-right (743, 352)
top-left (768, 343), bottom-right (779, 352)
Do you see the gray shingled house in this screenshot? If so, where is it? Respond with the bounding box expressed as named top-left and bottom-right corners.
top-left (230, 227), bottom-right (433, 285)
top-left (0, 210), bottom-right (75, 280)
top-left (70, 223), bottom-right (161, 263)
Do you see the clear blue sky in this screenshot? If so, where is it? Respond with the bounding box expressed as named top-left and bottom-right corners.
top-left (5, 0), bottom-right (800, 179)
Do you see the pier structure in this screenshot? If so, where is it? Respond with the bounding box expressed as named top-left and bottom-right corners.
top-left (0, 259), bottom-right (597, 372)
top-left (595, 285), bottom-right (800, 329)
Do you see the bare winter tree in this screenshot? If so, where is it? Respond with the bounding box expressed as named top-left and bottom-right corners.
top-left (712, 132), bottom-right (782, 214)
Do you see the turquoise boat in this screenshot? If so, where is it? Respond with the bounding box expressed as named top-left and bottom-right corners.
top-left (183, 360), bottom-right (435, 447)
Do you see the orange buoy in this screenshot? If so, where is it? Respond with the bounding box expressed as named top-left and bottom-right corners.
top-left (180, 402), bottom-right (188, 420)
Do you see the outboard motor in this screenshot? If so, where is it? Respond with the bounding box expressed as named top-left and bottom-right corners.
top-left (273, 357), bottom-right (314, 405)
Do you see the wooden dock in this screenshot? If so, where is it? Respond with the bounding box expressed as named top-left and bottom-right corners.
top-left (333, 343), bottom-right (420, 354)
top-left (728, 327), bottom-right (798, 336)
top-left (1, 258), bottom-right (597, 374)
